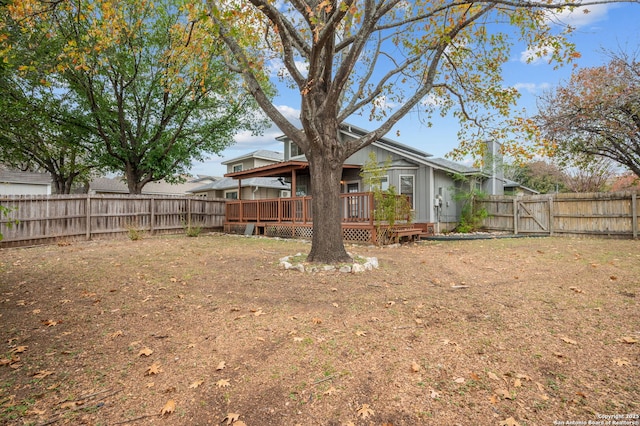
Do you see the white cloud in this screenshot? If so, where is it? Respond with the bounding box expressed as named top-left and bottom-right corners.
top-left (546, 4), bottom-right (611, 29)
top-left (519, 43), bottom-right (556, 65)
top-left (512, 82), bottom-right (551, 94)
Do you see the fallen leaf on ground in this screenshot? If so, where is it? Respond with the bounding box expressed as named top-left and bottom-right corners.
top-left (10, 346), bottom-right (27, 354)
top-left (487, 372), bottom-right (500, 381)
top-left (620, 336), bottom-right (638, 344)
top-left (613, 358), bottom-right (631, 366)
top-left (60, 401), bottom-right (78, 410)
top-left (429, 389), bottom-right (440, 399)
top-left (145, 362), bottom-right (161, 375)
top-left (312, 317), bottom-right (322, 324)
top-left (569, 286), bottom-right (584, 293)
top-left (216, 361), bottom-right (226, 370)
top-left (500, 417), bottom-right (521, 426)
top-left (411, 361), bottom-right (421, 372)
top-left (454, 377), bottom-right (465, 384)
top-left (189, 380), bottom-right (204, 389)
top-left (560, 336), bottom-right (577, 345)
top-left (357, 403), bottom-right (374, 419)
top-left (324, 386), bottom-right (337, 396)
top-left (160, 399), bottom-right (175, 415)
top-left (355, 330), bottom-right (367, 337)
top-left (138, 347), bottom-right (153, 357)
top-left (41, 319), bottom-right (58, 327)
top-left (216, 379), bottom-right (230, 388)
top-left (293, 337), bottom-right (304, 342)
top-left (223, 413), bottom-right (240, 425)
top-left (110, 330), bottom-right (123, 339)
top-left (495, 389), bottom-right (514, 400)
top-left (32, 370), bottom-right (54, 379)
top-left (332, 303), bottom-right (339, 308)
top-left (513, 378), bottom-right (522, 388)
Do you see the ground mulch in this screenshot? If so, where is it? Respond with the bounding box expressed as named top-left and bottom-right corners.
top-left (1, 233), bottom-right (638, 426)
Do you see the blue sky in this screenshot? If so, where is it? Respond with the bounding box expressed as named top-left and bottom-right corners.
top-left (190, 3), bottom-right (640, 177)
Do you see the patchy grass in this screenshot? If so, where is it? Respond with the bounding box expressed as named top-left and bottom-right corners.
top-left (0, 234), bottom-right (638, 425)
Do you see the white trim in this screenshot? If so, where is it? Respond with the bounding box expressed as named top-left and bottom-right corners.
top-left (224, 190), bottom-right (238, 199)
top-left (231, 163), bottom-right (243, 173)
top-left (399, 174), bottom-right (415, 209)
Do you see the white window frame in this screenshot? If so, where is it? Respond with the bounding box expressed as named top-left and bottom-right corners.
top-left (231, 163), bottom-right (243, 173)
top-left (399, 174), bottom-right (415, 209)
top-left (224, 190), bottom-right (238, 199)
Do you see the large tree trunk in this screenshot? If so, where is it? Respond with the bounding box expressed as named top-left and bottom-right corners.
top-left (306, 151), bottom-right (351, 264)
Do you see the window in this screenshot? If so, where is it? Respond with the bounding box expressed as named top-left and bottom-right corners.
top-left (232, 163), bottom-right (243, 173)
top-left (225, 191), bottom-right (238, 199)
top-left (295, 184), bottom-right (307, 197)
top-left (290, 142), bottom-right (303, 157)
top-left (399, 175), bottom-right (414, 209)
top-left (380, 176), bottom-right (389, 191)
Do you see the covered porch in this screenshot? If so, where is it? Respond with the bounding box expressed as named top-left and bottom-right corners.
top-left (223, 161), bottom-right (433, 244)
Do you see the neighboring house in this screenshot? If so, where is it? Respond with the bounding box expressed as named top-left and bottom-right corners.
top-left (88, 176), bottom-right (214, 196)
top-left (0, 168), bottom-right (52, 195)
top-left (190, 150), bottom-right (290, 199)
top-left (225, 124), bottom-right (518, 229)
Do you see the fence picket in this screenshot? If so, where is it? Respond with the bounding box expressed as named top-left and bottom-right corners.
top-left (0, 194), bottom-right (226, 248)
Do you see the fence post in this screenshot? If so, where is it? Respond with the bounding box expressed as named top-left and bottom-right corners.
top-left (85, 194), bottom-right (91, 241)
top-left (150, 198), bottom-right (155, 235)
top-left (632, 192), bottom-right (637, 239)
top-left (187, 198), bottom-right (192, 229)
top-left (548, 195), bottom-right (554, 236)
top-left (513, 198), bottom-right (518, 235)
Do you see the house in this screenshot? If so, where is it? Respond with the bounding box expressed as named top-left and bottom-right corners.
top-left (189, 150), bottom-right (290, 199)
top-left (0, 168), bottom-right (52, 195)
top-left (88, 176), bottom-right (214, 195)
top-left (224, 124), bottom-right (512, 233)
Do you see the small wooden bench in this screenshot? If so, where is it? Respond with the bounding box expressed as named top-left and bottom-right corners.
top-left (391, 228), bottom-right (423, 243)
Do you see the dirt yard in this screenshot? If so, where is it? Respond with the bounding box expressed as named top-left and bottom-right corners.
top-left (0, 234), bottom-right (638, 426)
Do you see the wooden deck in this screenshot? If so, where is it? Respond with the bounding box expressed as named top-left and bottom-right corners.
top-left (224, 193), bottom-right (434, 244)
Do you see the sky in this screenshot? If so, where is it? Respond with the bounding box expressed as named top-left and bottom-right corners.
top-left (189, 3), bottom-right (640, 177)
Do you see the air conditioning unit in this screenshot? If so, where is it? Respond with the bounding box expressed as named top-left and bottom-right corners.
top-left (280, 190), bottom-right (291, 198)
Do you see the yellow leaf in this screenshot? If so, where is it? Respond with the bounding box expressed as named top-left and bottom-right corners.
top-left (357, 403), bottom-right (374, 419)
top-left (216, 361), bottom-right (226, 370)
top-left (138, 347), bottom-right (153, 357)
top-left (500, 417), bottom-right (521, 426)
top-left (223, 413), bottom-right (240, 425)
top-left (216, 379), bottom-right (230, 388)
top-left (160, 399), bottom-right (175, 416)
top-left (189, 380), bottom-right (203, 389)
top-left (145, 362), bottom-right (162, 375)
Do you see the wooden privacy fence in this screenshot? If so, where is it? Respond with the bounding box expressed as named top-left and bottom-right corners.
top-left (0, 194), bottom-right (227, 248)
top-left (479, 191), bottom-right (639, 238)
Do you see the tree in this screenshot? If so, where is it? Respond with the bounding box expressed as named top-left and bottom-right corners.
top-left (0, 4), bottom-right (97, 193)
top-left (536, 50), bottom-right (640, 178)
top-left (3, 0), bottom-right (267, 194)
top-left (202, 0), bottom-right (638, 263)
top-left (510, 160), bottom-right (568, 194)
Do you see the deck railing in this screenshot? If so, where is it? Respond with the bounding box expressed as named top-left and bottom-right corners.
top-left (225, 192), bottom-right (375, 224)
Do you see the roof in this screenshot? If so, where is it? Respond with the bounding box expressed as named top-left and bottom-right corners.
top-left (427, 157), bottom-right (478, 174)
top-left (89, 176), bottom-right (206, 195)
top-left (190, 176), bottom-right (290, 193)
top-left (221, 150), bottom-right (283, 165)
top-left (0, 168), bottom-right (52, 185)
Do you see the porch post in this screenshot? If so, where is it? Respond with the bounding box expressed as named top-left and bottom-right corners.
top-left (238, 178), bottom-right (243, 222)
top-left (291, 169), bottom-right (297, 196)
